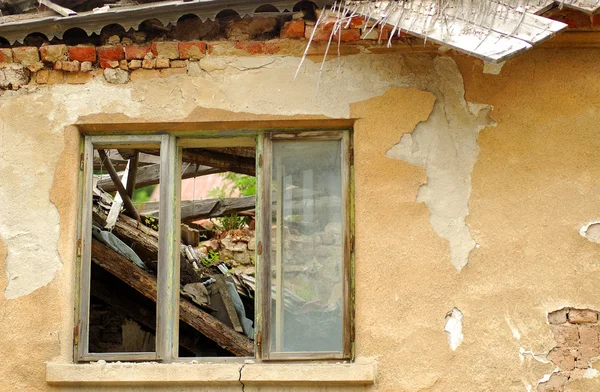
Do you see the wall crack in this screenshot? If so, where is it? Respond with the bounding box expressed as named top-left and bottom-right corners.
top-left (239, 363), bottom-right (246, 392)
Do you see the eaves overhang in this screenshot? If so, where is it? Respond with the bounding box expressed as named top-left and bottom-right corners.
top-left (0, 0), bottom-right (331, 44)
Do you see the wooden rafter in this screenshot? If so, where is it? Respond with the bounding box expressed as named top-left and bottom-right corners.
top-left (97, 150), bottom-right (140, 221)
top-left (91, 239), bottom-right (254, 357)
top-left (97, 163), bottom-right (223, 193)
top-left (141, 196), bottom-right (256, 223)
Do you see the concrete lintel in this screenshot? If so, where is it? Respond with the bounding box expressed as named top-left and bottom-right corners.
top-left (46, 361), bottom-right (376, 386)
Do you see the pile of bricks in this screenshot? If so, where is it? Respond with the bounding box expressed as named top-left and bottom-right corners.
top-left (539, 308), bottom-right (600, 391)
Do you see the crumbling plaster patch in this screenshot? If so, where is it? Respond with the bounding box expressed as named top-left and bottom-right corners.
top-left (580, 221), bottom-right (600, 244)
top-left (386, 56), bottom-right (495, 271)
top-left (0, 83), bottom-right (143, 298)
top-left (444, 308), bottom-right (464, 350)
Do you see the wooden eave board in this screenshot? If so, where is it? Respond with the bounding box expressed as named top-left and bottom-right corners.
top-left (351, 1), bottom-right (566, 63)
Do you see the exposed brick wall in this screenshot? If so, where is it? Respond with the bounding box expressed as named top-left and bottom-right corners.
top-left (539, 308), bottom-right (600, 391)
top-left (0, 20), bottom-right (421, 90)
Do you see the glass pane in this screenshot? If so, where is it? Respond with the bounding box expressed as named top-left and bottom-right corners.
top-left (88, 147), bottom-right (160, 353)
top-left (178, 144), bottom-right (256, 357)
top-left (270, 140), bottom-right (344, 353)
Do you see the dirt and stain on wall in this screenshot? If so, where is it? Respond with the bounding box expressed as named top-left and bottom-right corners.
top-left (0, 26), bottom-right (600, 392)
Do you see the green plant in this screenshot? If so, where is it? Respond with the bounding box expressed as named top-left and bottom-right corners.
top-left (142, 216), bottom-right (159, 231)
top-left (202, 249), bottom-right (220, 267)
top-left (208, 172), bottom-right (256, 198)
top-left (214, 214), bottom-right (248, 232)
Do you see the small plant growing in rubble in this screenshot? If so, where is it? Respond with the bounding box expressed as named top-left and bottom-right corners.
top-left (209, 214), bottom-right (247, 233)
top-left (203, 249), bottom-right (220, 267)
top-left (142, 215), bottom-right (159, 231)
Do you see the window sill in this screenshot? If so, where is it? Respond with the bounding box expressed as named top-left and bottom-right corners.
top-left (46, 361), bottom-right (376, 386)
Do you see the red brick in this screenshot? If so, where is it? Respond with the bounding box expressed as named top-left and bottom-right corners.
top-left (101, 60), bottom-right (119, 69)
top-left (577, 346), bottom-right (600, 364)
top-left (0, 48), bottom-right (12, 63)
top-left (568, 309), bottom-right (598, 324)
top-left (579, 325), bottom-right (600, 346)
top-left (334, 28), bottom-right (361, 42)
top-left (548, 309), bottom-right (568, 325)
top-left (551, 324), bottom-right (580, 347)
top-left (234, 41), bottom-right (263, 54)
top-left (151, 42), bottom-right (179, 59)
top-left (142, 58), bottom-right (155, 69)
top-left (124, 45), bottom-right (151, 60)
top-left (305, 24), bottom-right (334, 42)
top-left (280, 20), bottom-right (305, 39)
top-left (262, 41), bottom-right (280, 55)
top-left (547, 347), bottom-right (577, 371)
top-left (348, 16), bottom-right (366, 29)
top-left (593, 14), bottom-right (600, 28)
top-left (68, 46), bottom-right (96, 62)
top-left (361, 26), bottom-right (391, 41)
top-left (97, 45), bottom-right (124, 67)
top-left (178, 41), bottom-right (206, 59)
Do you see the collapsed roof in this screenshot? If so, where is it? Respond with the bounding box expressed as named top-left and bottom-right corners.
top-left (0, 0), bottom-right (596, 62)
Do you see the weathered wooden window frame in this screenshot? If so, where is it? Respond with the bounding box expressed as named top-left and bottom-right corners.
top-left (75, 129), bottom-right (353, 363)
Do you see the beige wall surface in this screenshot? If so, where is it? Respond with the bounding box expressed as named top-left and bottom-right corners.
top-left (1, 46), bottom-right (600, 392)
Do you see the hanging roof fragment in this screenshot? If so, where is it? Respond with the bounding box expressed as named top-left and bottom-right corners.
top-left (344, 0), bottom-right (570, 63)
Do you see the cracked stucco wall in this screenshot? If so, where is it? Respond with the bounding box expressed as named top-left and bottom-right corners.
top-left (1, 46), bottom-right (600, 392)
top-left (386, 56), bottom-right (494, 271)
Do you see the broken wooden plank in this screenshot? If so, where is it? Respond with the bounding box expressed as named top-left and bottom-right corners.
top-left (98, 150), bottom-right (140, 221)
top-left (141, 196), bottom-right (255, 223)
top-left (105, 159), bottom-right (131, 230)
top-left (215, 275), bottom-right (244, 333)
top-left (125, 152), bottom-right (139, 200)
top-left (93, 208), bottom-right (158, 263)
top-left (140, 148), bottom-right (255, 176)
top-left (94, 151), bottom-right (159, 171)
top-left (183, 149), bottom-right (255, 176)
top-left (90, 264), bottom-right (204, 356)
top-left (91, 239), bottom-right (254, 357)
top-left (39, 0), bottom-right (76, 17)
top-left (97, 163), bottom-right (223, 193)
top-left (93, 207), bottom-right (204, 286)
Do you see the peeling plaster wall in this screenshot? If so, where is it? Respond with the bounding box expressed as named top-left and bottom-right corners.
top-left (386, 56), bottom-right (494, 271)
top-left (0, 46), bottom-right (600, 392)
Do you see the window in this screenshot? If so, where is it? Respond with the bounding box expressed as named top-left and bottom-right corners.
top-left (75, 130), bottom-right (352, 362)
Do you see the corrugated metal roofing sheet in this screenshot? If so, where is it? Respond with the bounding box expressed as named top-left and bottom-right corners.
top-left (0, 0), bottom-right (330, 43)
top-left (346, 0), bottom-right (568, 62)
